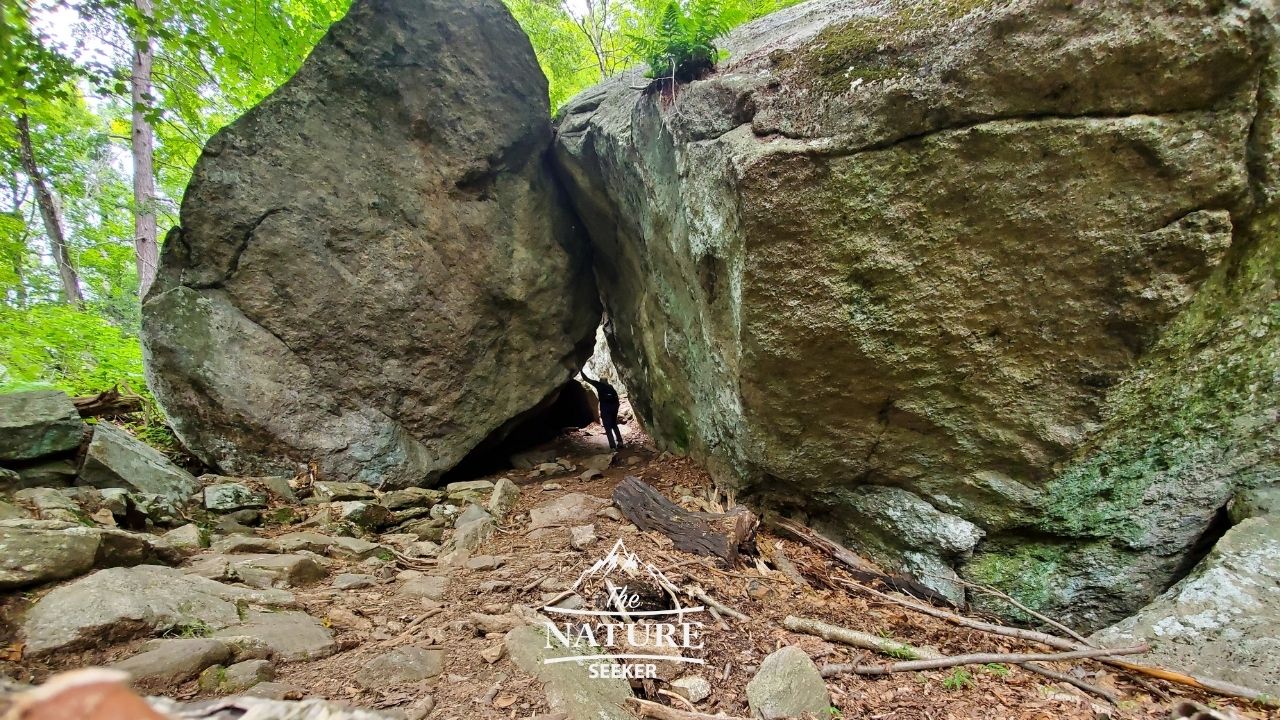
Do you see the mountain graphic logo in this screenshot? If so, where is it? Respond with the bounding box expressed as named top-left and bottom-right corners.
top-left (538, 538), bottom-right (710, 675)
top-left (571, 538), bottom-right (673, 592)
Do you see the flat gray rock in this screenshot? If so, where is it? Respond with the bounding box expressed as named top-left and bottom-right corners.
top-left (529, 493), bottom-right (611, 529)
top-left (21, 565), bottom-right (295, 655)
top-left (0, 519), bottom-right (99, 589)
top-left (505, 625), bottom-right (633, 720)
top-left (398, 575), bottom-right (449, 601)
top-left (111, 638), bottom-right (232, 685)
top-left (354, 646), bottom-right (444, 689)
top-left (204, 482), bottom-right (268, 512)
top-left (333, 573), bottom-right (377, 590)
top-left (0, 520), bottom-right (181, 590)
top-left (213, 609), bottom-right (336, 662)
top-left (0, 390), bottom-right (84, 462)
top-left (186, 553), bottom-right (326, 588)
top-left (78, 422), bottom-right (198, 503)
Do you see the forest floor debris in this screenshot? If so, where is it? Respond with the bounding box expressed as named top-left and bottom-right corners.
top-left (0, 419), bottom-right (1274, 720)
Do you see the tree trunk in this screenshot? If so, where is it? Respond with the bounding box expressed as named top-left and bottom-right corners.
top-left (612, 475), bottom-right (758, 565)
top-left (15, 111), bottom-right (84, 306)
top-left (130, 0), bottom-right (159, 299)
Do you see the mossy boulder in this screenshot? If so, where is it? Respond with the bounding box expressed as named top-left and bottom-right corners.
top-left (554, 0), bottom-right (1280, 628)
top-left (141, 0), bottom-right (598, 489)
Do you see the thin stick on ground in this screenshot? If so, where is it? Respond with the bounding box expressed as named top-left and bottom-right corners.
top-left (831, 575), bottom-right (1280, 708)
top-left (820, 644), bottom-right (1148, 678)
top-left (655, 688), bottom-right (697, 712)
top-left (1020, 661), bottom-right (1119, 704)
top-left (955, 576), bottom-right (1091, 644)
top-left (627, 697), bottom-right (751, 720)
top-left (784, 616), bottom-right (943, 660)
top-left (683, 585), bottom-right (748, 622)
top-left (376, 608), bottom-right (443, 648)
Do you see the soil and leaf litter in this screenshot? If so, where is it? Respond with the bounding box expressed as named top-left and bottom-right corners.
top-left (0, 423), bottom-right (1269, 720)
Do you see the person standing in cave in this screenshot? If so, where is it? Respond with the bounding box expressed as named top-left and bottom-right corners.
top-left (580, 369), bottom-right (623, 450)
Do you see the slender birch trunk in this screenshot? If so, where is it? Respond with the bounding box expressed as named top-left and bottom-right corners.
top-left (130, 0), bottom-right (159, 299)
top-left (15, 110), bottom-right (84, 306)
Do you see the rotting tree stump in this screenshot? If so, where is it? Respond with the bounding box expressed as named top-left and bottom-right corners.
top-left (612, 475), bottom-right (757, 566)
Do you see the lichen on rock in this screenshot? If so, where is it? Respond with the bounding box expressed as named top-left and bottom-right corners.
top-left (553, 0), bottom-right (1280, 629)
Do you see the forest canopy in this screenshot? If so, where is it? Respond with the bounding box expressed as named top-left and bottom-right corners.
top-left (0, 0), bottom-right (797, 398)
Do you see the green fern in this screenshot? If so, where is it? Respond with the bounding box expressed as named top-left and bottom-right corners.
top-left (631, 0), bottom-right (732, 83)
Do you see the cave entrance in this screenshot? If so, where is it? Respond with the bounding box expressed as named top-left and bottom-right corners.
top-left (439, 378), bottom-right (596, 483)
top-left (440, 323), bottom-right (626, 483)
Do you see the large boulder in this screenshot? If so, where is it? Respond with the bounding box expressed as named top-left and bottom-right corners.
top-left (0, 520), bottom-right (182, 590)
top-left (20, 565), bottom-right (295, 655)
top-left (554, 0), bottom-right (1280, 628)
top-left (141, 0), bottom-right (598, 489)
top-left (0, 390), bottom-right (84, 462)
top-left (1093, 515), bottom-right (1280, 694)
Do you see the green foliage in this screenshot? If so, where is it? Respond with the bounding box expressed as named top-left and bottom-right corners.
top-left (629, 0), bottom-right (731, 82)
top-left (983, 663), bottom-right (1010, 677)
top-left (0, 302), bottom-right (145, 394)
top-left (941, 668), bottom-right (974, 691)
top-left (164, 618), bottom-right (213, 638)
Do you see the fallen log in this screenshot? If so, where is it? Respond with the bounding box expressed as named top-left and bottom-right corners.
top-left (784, 616), bottom-right (943, 660)
top-left (832, 576), bottom-right (1280, 708)
top-left (820, 644), bottom-right (1148, 678)
top-left (73, 388), bottom-right (145, 418)
top-left (613, 476), bottom-right (757, 565)
top-left (772, 516), bottom-right (957, 606)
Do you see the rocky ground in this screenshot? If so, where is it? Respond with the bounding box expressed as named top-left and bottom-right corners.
top-left (0, 392), bottom-right (1272, 719)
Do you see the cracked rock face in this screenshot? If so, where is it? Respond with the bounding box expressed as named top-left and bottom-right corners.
top-left (555, 0), bottom-right (1280, 627)
top-left (142, 0), bottom-right (599, 488)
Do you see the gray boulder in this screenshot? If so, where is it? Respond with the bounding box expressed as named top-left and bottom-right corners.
top-left (141, 0), bottom-right (598, 489)
top-left (0, 391), bottom-right (84, 462)
top-left (187, 553), bottom-right (327, 589)
top-left (204, 482), bottom-right (267, 512)
top-left (505, 625), bottom-right (633, 720)
top-left (0, 520), bottom-right (181, 590)
top-left (488, 477), bottom-right (520, 518)
top-left (553, 0), bottom-right (1280, 629)
top-left (212, 609), bottom-right (336, 662)
top-left (354, 646), bottom-right (444, 689)
top-left (745, 646), bottom-right (831, 720)
top-left (20, 565), bottom-right (295, 655)
top-left (111, 638), bottom-right (233, 685)
top-left (78, 422), bottom-right (198, 503)
top-left (0, 520), bottom-right (99, 589)
top-left (1093, 516), bottom-right (1280, 694)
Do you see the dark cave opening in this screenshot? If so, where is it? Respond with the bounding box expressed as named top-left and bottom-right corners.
top-left (440, 379), bottom-right (597, 483)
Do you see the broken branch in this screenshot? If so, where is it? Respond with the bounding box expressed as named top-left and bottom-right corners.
top-left (626, 698), bottom-right (750, 720)
top-left (683, 584), bottom-right (748, 622)
top-left (783, 616), bottom-right (943, 660)
top-left (832, 577), bottom-right (1280, 708)
top-left (820, 644), bottom-right (1148, 678)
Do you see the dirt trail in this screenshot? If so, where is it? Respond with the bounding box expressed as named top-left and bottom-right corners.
top-left (1, 421), bottom-right (1267, 720)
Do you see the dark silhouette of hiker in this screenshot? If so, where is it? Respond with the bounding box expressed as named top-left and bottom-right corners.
top-left (580, 370), bottom-right (623, 450)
